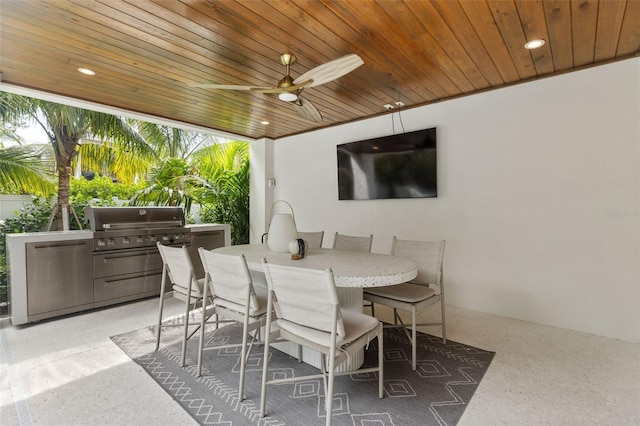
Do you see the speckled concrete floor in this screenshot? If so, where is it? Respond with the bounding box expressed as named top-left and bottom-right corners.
top-left (1, 297), bottom-right (638, 426)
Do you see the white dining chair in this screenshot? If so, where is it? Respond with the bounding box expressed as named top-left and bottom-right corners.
top-left (298, 230), bottom-right (324, 248)
top-left (155, 242), bottom-right (207, 367)
top-left (260, 259), bottom-right (384, 426)
top-left (197, 248), bottom-right (271, 401)
top-left (363, 237), bottom-right (446, 371)
top-left (332, 232), bottom-right (373, 252)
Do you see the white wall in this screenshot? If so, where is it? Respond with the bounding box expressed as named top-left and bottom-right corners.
top-left (271, 58), bottom-right (640, 343)
top-left (0, 195), bottom-right (35, 220)
top-left (249, 138), bottom-right (275, 244)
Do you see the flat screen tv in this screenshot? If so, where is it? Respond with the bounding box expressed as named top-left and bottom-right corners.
top-left (337, 127), bottom-right (436, 200)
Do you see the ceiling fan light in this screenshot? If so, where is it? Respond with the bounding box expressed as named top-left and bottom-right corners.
top-left (279, 92), bottom-right (298, 102)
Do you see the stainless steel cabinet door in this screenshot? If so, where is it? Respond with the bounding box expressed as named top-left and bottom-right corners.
top-left (26, 240), bottom-right (93, 316)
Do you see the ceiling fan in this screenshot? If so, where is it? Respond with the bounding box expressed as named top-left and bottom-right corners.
top-left (188, 53), bottom-right (364, 122)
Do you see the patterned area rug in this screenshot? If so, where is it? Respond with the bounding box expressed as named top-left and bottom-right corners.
top-left (111, 315), bottom-right (494, 425)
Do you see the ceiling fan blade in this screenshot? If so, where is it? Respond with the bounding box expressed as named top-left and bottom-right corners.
top-left (291, 96), bottom-right (322, 122)
top-left (187, 83), bottom-right (272, 90)
top-left (252, 79), bottom-right (313, 94)
top-left (293, 54), bottom-right (363, 88)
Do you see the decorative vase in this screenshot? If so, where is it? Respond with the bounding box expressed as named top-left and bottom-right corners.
top-left (267, 200), bottom-right (298, 252)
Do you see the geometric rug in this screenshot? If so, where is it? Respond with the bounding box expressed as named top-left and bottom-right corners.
top-left (111, 316), bottom-right (495, 426)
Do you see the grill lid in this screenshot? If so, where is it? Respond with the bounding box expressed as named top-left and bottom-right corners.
top-left (84, 206), bottom-right (186, 231)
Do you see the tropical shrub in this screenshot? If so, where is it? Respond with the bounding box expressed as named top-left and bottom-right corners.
top-left (193, 142), bottom-right (250, 245)
top-left (71, 175), bottom-right (142, 205)
top-left (0, 198), bottom-right (54, 311)
top-left (69, 175), bottom-right (143, 226)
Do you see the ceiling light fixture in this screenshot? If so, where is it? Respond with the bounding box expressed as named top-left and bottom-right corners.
top-left (524, 39), bottom-right (545, 50)
top-left (77, 67), bottom-right (96, 75)
top-left (278, 92), bottom-right (298, 102)
top-left (261, 120), bottom-right (270, 125)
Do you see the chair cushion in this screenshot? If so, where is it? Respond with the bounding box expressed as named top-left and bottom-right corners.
top-left (277, 308), bottom-right (380, 349)
top-left (364, 283), bottom-right (436, 303)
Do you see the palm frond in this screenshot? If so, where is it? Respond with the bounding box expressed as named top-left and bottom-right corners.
top-left (0, 145), bottom-right (56, 196)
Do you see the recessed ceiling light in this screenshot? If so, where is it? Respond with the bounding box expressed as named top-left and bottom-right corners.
top-left (77, 67), bottom-right (96, 76)
top-left (524, 39), bottom-right (545, 50)
top-left (261, 120), bottom-right (270, 125)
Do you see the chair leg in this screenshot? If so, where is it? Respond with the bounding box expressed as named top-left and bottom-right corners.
top-left (196, 313), bottom-right (205, 376)
top-left (197, 306), bottom-right (211, 377)
top-left (155, 293), bottom-right (165, 351)
top-left (411, 306), bottom-right (417, 371)
top-left (320, 354), bottom-right (329, 397)
top-left (260, 328), bottom-right (272, 417)
top-left (238, 317), bottom-right (251, 401)
top-left (181, 297), bottom-right (191, 367)
top-left (441, 300), bottom-right (447, 344)
top-left (326, 351), bottom-right (336, 426)
top-left (378, 331), bottom-right (384, 399)
top-left (155, 270), bottom-right (169, 351)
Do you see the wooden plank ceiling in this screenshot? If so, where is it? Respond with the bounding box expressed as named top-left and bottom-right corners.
top-left (1, 0), bottom-right (639, 140)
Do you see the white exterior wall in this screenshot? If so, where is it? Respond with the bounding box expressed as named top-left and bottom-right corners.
top-left (270, 58), bottom-right (640, 342)
top-left (0, 195), bottom-right (35, 220)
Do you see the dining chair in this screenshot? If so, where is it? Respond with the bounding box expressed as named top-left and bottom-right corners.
top-left (197, 248), bottom-right (270, 401)
top-left (260, 259), bottom-right (384, 426)
top-left (155, 242), bottom-right (207, 367)
top-left (332, 232), bottom-right (374, 312)
top-left (298, 230), bottom-right (324, 248)
top-left (332, 232), bottom-right (373, 252)
top-left (363, 237), bottom-right (446, 371)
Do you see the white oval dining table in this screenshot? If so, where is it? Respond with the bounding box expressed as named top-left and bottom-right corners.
top-left (211, 244), bottom-right (418, 370)
top-left (212, 244), bottom-right (418, 289)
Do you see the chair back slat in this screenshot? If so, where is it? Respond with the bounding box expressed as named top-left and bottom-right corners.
top-left (332, 232), bottom-right (373, 252)
top-left (263, 262), bottom-right (345, 337)
top-left (391, 238), bottom-right (445, 287)
top-left (298, 231), bottom-right (324, 249)
top-left (199, 249), bottom-right (259, 313)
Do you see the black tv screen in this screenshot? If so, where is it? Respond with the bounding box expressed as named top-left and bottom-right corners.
top-left (337, 128), bottom-right (437, 200)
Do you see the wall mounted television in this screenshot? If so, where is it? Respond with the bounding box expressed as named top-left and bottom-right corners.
top-left (337, 127), bottom-right (437, 200)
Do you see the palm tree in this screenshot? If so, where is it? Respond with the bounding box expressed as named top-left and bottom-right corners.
top-left (0, 93), bottom-right (153, 229)
top-left (133, 122), bottom-right (215, 159)
top-left (131, 157), bottom-right (197, 212)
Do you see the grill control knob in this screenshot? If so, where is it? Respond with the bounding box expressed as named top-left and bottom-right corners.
top-left (107, 239), bottom-right (115, 246)
top-left (122, 237), bottom-right (130, 245)
top-left (162, 234), bottom-right (170, 241)
top-left (137, 236), bottom-right (146, 243)
top-left (97, 239), bottom-right (106, 247)
top-left (149, 235), bottom-right (157, 243)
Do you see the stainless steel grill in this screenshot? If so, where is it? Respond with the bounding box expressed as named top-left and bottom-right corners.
top-left (85, 206), bottom-right (190, 306)
top-left (86, 206), bottom-right (188, 249)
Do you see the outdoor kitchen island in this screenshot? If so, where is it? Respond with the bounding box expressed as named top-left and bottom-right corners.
top-left (7, 207), bottom-right (229, 326)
